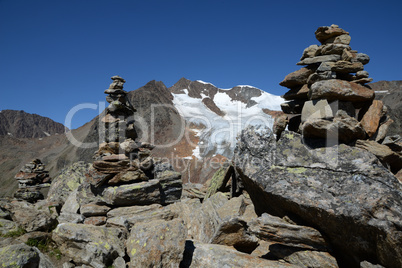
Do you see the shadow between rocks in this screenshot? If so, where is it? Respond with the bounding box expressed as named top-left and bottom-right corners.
top-left (179, 240), bottom-right (195, 268)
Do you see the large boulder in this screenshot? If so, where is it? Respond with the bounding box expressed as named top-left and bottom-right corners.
top-left (248, 213), bottom-right (329, 251)
top-left (180, 240), bottom-right (298, 267)
top-left (7, 200), bottom-right (57, 232)
top-left (168, 193), bottom-right (228, 243)
top-left (355, 139), bottom-right (402, 174)
top-left (52, 223), bottom-right (126, 268)
top-left (0, 243), bottom-right (40, 267)
top-left (47, 161), bottom-right (91, 205)
top-left (102, 179), bottom-right (161, 206)
top-left (106, 204), bottom-right (177, 230)
top-left (0, 243), bottom-right (55, 268)
top-left (126, 219), bottom-right (187, 268)
top-left (234, 126), bottom-right (402, 267)
top-left (0, 218), bottom-right (18, 235)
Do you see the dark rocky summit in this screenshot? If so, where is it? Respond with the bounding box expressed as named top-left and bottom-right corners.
top-left (0, 110), bottom-right (65, 139)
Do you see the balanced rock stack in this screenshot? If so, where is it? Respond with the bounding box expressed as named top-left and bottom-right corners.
top-left (57, 76), bottom-right (183, 226)
top-left (278, 24), bottom-right (392, 144)
top-left (13, 159), bottom-right (51, 203)
top-left (100, 75), bottom-right (137, 143)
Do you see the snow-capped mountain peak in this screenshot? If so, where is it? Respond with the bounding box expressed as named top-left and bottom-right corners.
top-left (169, 79), bottom-right (284, 159)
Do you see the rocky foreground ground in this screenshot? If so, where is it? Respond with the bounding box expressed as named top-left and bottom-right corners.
top-left (0, 124), bottom-right (401, 268)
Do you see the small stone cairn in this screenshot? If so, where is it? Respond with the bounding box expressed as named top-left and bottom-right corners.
top-left (13, 159), bottom-right (51, 203)
top-left (277, 24), bottom-right (392, 144)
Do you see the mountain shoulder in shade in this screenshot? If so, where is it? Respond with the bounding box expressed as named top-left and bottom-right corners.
top-left (0, 109), bottom-right (66, 139)
top-left (371, 80), bottom-right (402, 136)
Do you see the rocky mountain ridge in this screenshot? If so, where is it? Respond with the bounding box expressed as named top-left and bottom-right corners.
top-left (372, 80), bottom-right (402, 135)
top-left (0, 110), bottom-right (65, 139)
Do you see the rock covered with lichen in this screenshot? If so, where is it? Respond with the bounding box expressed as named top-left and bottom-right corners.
top-left (234, 125), bottom-right (402, 267)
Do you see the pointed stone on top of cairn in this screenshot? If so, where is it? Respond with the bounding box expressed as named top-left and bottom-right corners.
top-left (276, 25), bottom-right (392, 144)
top-left (13, 159), bottom-right (51, 203)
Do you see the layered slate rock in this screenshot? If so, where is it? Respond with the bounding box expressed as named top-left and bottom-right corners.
top-left (234, 126), bottom-right (402, 267)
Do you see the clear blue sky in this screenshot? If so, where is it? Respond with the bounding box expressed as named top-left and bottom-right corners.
top-left (0, 0), bottom-right (401, 129)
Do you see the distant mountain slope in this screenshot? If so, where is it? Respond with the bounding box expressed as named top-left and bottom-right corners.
top-left (371, 80), bottom-right (402, 136)
top-left (0, 110), bottom-right (65, 138)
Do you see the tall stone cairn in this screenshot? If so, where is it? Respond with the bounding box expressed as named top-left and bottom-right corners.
top-left (277, 24), bottom-right (392, 144)
top-left (88, 75), bottom-right (154, 187)
top-left (13, 159), bottom-right (51, 203)
top-left (81, 75), bottom-right (182, 208)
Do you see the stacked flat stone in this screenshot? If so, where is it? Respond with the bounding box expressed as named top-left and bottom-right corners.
top-left (278, 24), bottom-right (392, 143)
top-left (13, 159), bottom-right (51, 202)
top-left (74, 76), bottom-right (182, 226)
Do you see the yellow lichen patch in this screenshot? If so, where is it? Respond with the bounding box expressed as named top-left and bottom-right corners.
top-left (126, 184), bottom-right (143, 190)
top-left (284, 132), bottom-right (294, 140)
top-left (67, 180), bottom-right (80, 191)
top-left (131, 248), bottom-right (137, 255)
top-left (286, 167), bottom-right (307, 174)
top-left (143, 242), bottom-right (147, 247)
